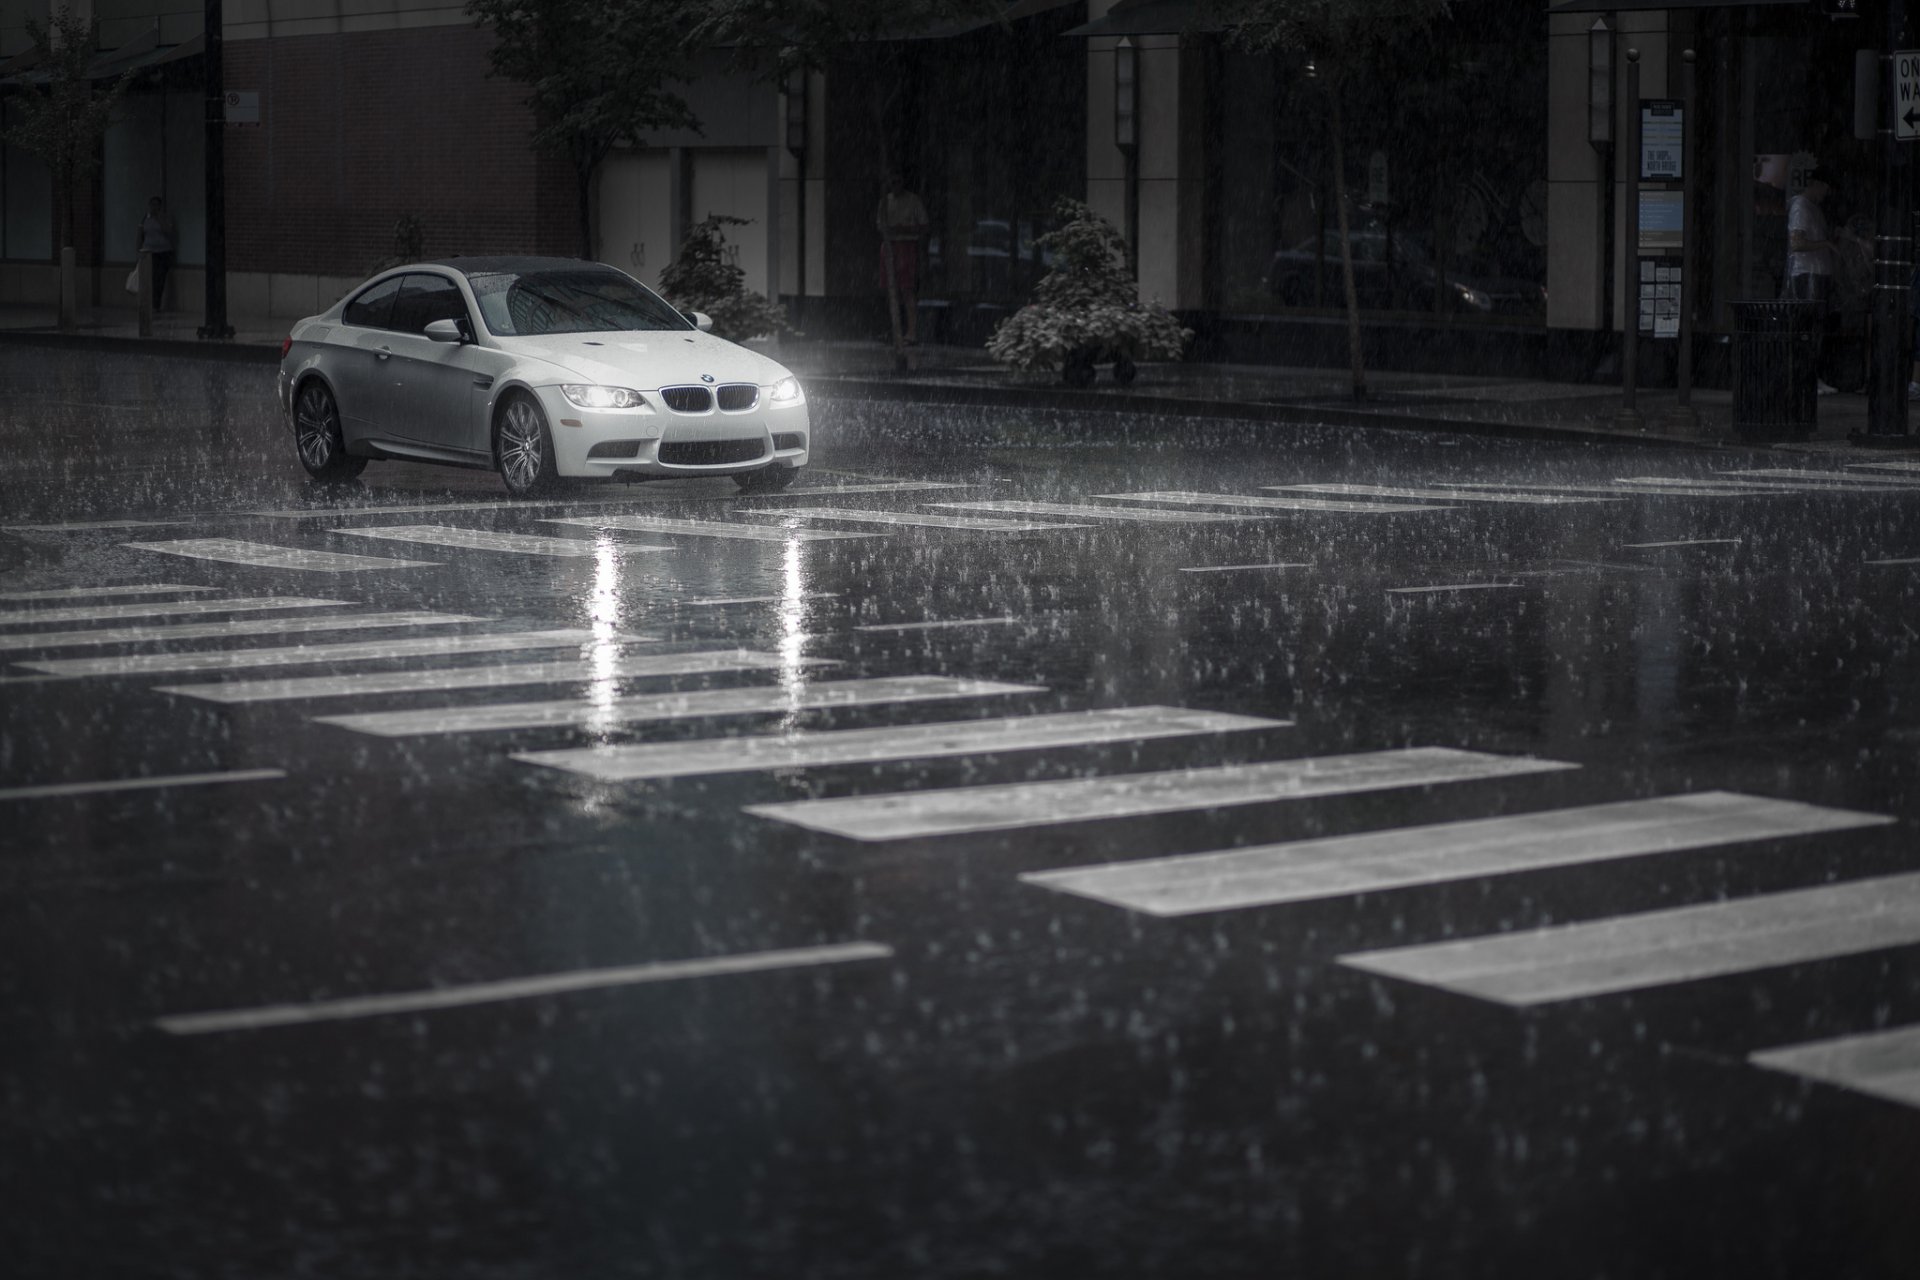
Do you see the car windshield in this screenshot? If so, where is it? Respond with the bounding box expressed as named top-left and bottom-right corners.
top-left (466, 269), bottom-right (692, 337)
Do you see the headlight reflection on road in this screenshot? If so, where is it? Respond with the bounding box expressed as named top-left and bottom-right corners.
top-left (582, 535), bottom-right (624, 741)
top-left (776, 536), bottom-right (811, 731)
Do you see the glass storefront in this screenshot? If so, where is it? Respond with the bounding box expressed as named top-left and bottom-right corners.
top-left (1209, 9), bottom-right (1549, 326)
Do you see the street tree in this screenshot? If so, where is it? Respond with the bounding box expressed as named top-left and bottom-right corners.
top-left (1210, 0), bottom-right (1450, 400)
top-left (1, 4), bottom-right (131, 328)
top-left (467, 0), bottom-right (701, 259)
top-left (693, 0), bottom-right (1001, 363)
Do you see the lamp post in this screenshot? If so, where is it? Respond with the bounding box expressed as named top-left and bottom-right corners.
top-left (1616, 47), bottom-right (1642, 432)
top-left (197, 0), bottom-right (232, 340)
top-left (784, 65), bottom-right (807, 310)
top-left (1589, 19), bottom-right (1615, 341)
top-left (1115, 37), bottom-right (1139, 279)
top-left (1663, 49), bottom-right (1700, 434)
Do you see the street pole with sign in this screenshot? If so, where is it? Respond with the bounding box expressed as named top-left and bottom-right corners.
top-left (1872, 26), bottom-right (1918, 436)
top-left (197, 0), bottom-right (232, 341)
top-left (1663, 50), bottom-right (1701, 434)
top-left (1616, 49), bottom-right (1643, 432)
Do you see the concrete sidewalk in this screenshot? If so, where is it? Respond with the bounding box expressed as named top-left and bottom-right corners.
top-left (6, 302), bottom-right (1917, 456)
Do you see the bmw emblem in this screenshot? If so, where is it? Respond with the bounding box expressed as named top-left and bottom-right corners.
top-left (699, 373), bottom-right (716, 384)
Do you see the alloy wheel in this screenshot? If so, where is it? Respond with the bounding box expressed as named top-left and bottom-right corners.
top-left (295, 385), bottom-right (337, 469)
top-left (499, 400), bottom-right (544, 491)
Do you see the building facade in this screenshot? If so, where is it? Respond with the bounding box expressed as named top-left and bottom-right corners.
top-left (0, 0), bottom-right (1896, 386)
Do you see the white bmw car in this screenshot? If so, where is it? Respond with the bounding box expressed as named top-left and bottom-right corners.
top-left (277, 256), bottom-right (809, 496)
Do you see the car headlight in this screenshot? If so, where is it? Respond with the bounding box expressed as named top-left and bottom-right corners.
top-left (560, 385), bottom-right (648, 410)
top-left (770, 376), bottom-right (803, 403)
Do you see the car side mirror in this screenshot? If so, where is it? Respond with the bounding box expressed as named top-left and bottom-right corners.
top-left (424, 318), bottom-right (465, 343)
top-left (688, 311), bottom-right (713, 333)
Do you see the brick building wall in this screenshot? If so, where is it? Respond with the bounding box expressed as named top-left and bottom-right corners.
top-left (223, 24), bottom-right (574, 278)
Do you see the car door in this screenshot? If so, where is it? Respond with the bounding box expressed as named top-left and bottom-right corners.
top-left (387, 274), bottom-right (496, 455)
top-left (332, 275), bottom-right (407, 439)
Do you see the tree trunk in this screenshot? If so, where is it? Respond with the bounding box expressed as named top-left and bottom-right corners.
top-left (1328, 90), bottom-right (1367, 401)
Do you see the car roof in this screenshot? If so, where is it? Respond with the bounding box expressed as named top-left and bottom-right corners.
top-left (413, 256), bottom-right (623, 277)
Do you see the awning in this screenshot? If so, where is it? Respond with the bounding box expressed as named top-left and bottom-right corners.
top-left (0, 26), bottom-right (200, 86)
top-left (1548, 0), bottom-right (1810, 12)
top-left (1063, 0), bottom-right (1218, 37)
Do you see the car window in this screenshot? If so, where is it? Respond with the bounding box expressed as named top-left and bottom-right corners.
top-left (466, 269), bottom-right (692, 337)
top-left (342, 276), bottom-right (405, 329)
top-left (391, 274), bottom-right (469, 335)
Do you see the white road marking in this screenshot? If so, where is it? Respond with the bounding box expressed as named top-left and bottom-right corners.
top-left (1340, 871), bottom-right (1920, 1007)
top-left (0, 611), bottom-right (479, 654)
top-left (545, 515), bottom-right (875, 542)
top-left (738, 506), bottom-right (1083, 532)
top-left (125, 538), bottom-right (438, 571)
top-left (0, 584), bottom-right (220, 602)
top-left (1179, 562), bottom-right (1313, 574)
top-left (516, 706), bottom-right (1286, 783)
top-left (930, 500), bottom-right (1266, 523)
top-left (154, 940), bottom-right (894, 1035)
top-left (1621, 539), bottom-right (1741, 549)
top-left (1751, 1024), bottom-right (1920, 1111)
top-left (1850, 460), bottom-right (1920, 475)
top-left (1098, 490), bottom-right (1454, 514)
top-left (854, 617), bottom-right (1022, 633)
top-left (332, 525), bottom-right (674, 557)
top-left (1387, 583), bottom-right (1524, 595)
top-left (1720, 468), bottom-right (1920, 488)
top-left (745, 747), bottom-right (1575, 841)
top-left (4, 519), bottom-right (187, 531)
top-left (21, 629), bottom-right (602, 677)
top-left (758, 482), bottom-right (975, 495)
top-left (1867, 557), bottom-right (1920, 566)
top-left (314, 676), bottom-right (1042, 737)
top-left (1268, 484), bottom-right (1615, 506)
top-left (1619, 475), bottom-right (1900, 495)
top-left (1021, 792), bottom-right (1892, 917)
top-left (0, 596), bottom-right (348, 626)
top-left (157, 648), bottom-right (797, 704)
top-left (1438, 480), bottom-right (1776, 498)
top-left (679, 592), bottom-right (839, 606)
top-left (0, 768), bottom-right (287, 802)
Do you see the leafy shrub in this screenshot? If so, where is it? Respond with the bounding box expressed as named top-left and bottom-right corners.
top-left (657, 215), bottom-right (790, 342)
top-left (987, 199), bottom-right (1189, 372)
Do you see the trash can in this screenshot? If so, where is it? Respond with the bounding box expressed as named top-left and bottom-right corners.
top-left (1731, 300), bottom-right (1818, 440)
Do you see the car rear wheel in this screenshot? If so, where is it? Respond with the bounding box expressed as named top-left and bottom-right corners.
top-left (293, 380), bottom-right (367, 481)
top-left (495, 393), bottom-right (558, 498)
top-left (735, 466), bottom-right (798, 493)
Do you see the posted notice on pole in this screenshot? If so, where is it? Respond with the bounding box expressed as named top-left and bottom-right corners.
top-left (1899, 51), bottom-right (1920, 141)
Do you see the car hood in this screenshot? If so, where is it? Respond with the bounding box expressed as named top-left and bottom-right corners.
top-left (495, 330), bottom-right (790, 389)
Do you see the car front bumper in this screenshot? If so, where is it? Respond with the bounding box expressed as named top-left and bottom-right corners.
top-left (532, 386), bottom-right (810, 479)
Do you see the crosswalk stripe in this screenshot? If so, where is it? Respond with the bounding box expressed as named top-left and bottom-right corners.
top-left (0, 611), bottom-right (479, 654)
top-left (155, 647), bottom-right (804, 704)
top-left (0, 584), bottom-right (219, 602)
top-left (1179, 562), bottom-right (1312, 574)
top-left (1751, 1024), bottom-right (1920, 1110)
top-left (737, 506), bottom-right (1084, 531)
top-left (544, 515), bottom-right (874, 543)
top-left (1850, 460), bottom-right (1920, 475)
top-left (1622, 539), bottom-right (1740, 549)
top-left (1726, 468), bottom-right (1920, 488)
top-left (1340, 870), bottom-right (1920, 1007)
top-left (0, 768), bottom-right (287, 802)
top-left (1387, 583), bottom-right (1523, 595)
top-left (516, 705), bottom-right (1286, 783)
top-left (1618, 475), bottom-right (1896, 495)
top-left (678, 592), bottom-right (838, 606)
top-left (0, 595), bottom-right (348, 626)
top-left (125, 538), bottom-right (438, 571)
top-left (313, 676), bottom-right (1043, 737)
top-left (1268, 483), bottom-right (1615, 506)
top-left (745, 747), bottom-right (1575, 842)
top-left (332, 525), bottom-right (673, 556)
top-left (1442, 480), bottom-right (1775, 498)
top-left (4, 519), bottom-right (186, 531)
top-left (854, 617), bottom-right (1020, 633)
top-left (154, 940), bottom-right (894, 1035)
top-left (929, 500), bottom-right (1266, 523)
top-left (21, 629), bottom-right (602, 677)
top-left (1020, 792), bottom-right (1893, 917)
top-left (1868, 557), bottom-right (1920, 566)
top-left (1098, 490), bottom-right (1455, 514)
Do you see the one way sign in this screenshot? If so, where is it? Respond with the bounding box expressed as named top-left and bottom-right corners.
top-left (1900, 50), bottom-right (1920, 141)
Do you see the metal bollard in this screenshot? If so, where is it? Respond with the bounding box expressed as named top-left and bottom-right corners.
top-left (138, 250), bottom-right (153, 338)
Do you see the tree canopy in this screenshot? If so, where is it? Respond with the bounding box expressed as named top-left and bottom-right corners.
top-left (0, 4), bottom-right (130, 252)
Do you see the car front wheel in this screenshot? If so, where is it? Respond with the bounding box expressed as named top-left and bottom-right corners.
top-left (495, 393), bottom-right (558, 498)
top-left (293, 380), bottom-right (367, 481)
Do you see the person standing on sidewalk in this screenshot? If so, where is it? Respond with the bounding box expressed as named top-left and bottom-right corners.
top-left (875, 173), bottom-right (927, 346)
top-left (137, 196), bottom-right (176, 312)
top-left (1785, 168), bottom-right (1838, 314)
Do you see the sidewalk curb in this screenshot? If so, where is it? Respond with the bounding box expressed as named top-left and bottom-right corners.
top-left (0, 327), bottom-right (280, 364)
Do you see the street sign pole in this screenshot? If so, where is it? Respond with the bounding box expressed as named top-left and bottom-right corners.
top-left (1664, 50), bottom-right (1702, 434)
top-left (1868, 23), bottom-right (1916, 436)
top-left (1616, 49), bottom-right (1644, 432)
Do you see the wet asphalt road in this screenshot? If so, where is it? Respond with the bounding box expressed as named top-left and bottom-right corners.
top-left (4, 346), bottom-right (1920, 1278)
